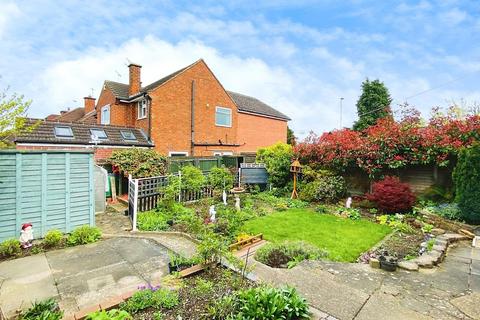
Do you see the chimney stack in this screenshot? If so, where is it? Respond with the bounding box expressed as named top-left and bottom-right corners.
top-left (84, 96), bottom-right (96, 114)
top-left (128, 63), bottom-right (142, 96)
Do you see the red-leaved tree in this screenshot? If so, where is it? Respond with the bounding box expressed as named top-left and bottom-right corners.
top-left (366, 176), bottom-right (416, 213)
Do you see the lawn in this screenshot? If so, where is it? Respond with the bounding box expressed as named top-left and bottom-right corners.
top-left (243, 208), bottom-right (391, 262)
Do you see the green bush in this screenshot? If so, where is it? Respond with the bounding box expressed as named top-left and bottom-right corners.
top-left (299, 168), bottom-right (346, 203)
top-left (19, 298), bottom-right (63, 320)
top-left (120, 288), bottom-right (179, 313)
top-left (209, 286), bottom-right (309, 320)
top-left (67, 225), bottom-right (101, 246)
top-left (137, 211), bottom-right (169, 231)
top-left (256, 142), bottom-right (293, 188)
top-left (43, 229), bottom-right (63, 248)
top-left (109, 148), bottom-right (167, 178)
top-left (207, 166), bottom-right (234, 191)
top-left (255, 241), bottom-right (327, 268)
top-left (428, 203), bottom-right (462, 221)
top-left (0, 238), bottom-right (21, 257)
top-left (453, 145), bottom-right (480, 224)
top-left (197, 232), bottom-right (229, 264)
top-left (86, 309), bottom-right (132, 320)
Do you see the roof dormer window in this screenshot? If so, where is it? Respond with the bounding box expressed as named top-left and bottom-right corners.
top-left (120, 130), bottom-right (137, 141)
top-left (90, 128), bottom-right (108, 140)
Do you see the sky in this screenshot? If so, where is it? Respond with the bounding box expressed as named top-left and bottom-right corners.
top-left (1, 0), bottom-right (479, 138)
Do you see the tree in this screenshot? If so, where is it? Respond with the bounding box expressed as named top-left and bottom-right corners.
top-left (0, 88), bottom-right (33, 148)
top-left (109, 148), bottom-right (167, 178)
top-left (287, 126), bottom-right (296, 146)
top-left (453, 144), bottom-right (480, 224)
top-left (256, 142), bottom-right (293, 188)
top-left (353, 79), bottom-right (392, 131)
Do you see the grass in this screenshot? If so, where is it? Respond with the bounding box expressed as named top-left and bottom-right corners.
top-left (243, 208), bottom-right (391, 262)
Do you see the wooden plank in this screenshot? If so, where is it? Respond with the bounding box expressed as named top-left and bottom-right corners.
top-left (88, 154), bottom-right (94, 226)
top-left (41, 153), bottom-right (47, 236)
top-left (178, 262), bottom-right (217, 278)
top-left (65, 153), bottom-right (71, 232)
top-left (15, 153), bottom-right (21, 237)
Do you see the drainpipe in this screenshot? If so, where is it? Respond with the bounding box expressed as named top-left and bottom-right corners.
top-left (191, 80), bottom-right (195, 156)
top-left (147, 95), bottom-right (152, 140)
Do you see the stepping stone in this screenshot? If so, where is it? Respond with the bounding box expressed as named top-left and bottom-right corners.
top-left (435, 238), bottom-right (447, 246)
top-left (441, 233), bottom-right (468, 243)
top-left (431, 228), bottom-right (445, 236)
top-left (412, 255), bottom-right (434, 268)
top-left (398, 261), bottom-right (419, 271)
top-left (432, 244), bottom-right (446, 252)
top-left (426, 251), bottom-right (443, 264)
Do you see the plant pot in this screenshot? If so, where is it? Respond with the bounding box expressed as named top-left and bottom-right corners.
top-left (380, 260), bottom-right (397, 272)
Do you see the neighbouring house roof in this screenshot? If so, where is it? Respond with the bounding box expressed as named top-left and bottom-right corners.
top-left (77, 110), bottom-right (97, 124)
top-left (15, 119), bottom-right (153, 147)
top-left (227, 91), bottom-right (290, 121)
top-left (55, 107), bottom-right (86, 122)
top-left (104, 60), bottom-right (290, 121)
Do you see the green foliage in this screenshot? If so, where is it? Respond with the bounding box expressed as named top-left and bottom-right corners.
top-left (19, 298), bottom-right (63, 320)
top-left (196, 232), bottom-right (229, 264)
top-left (256, 142), bottom-right (294, 188)
top-left (207, 166), bottom-right (234, 191)
top-left (315, 204), bottom-right (329, 214)
top-left (252, 192), bottom-right (308, 211)
top-left (0, 88), bottom-right (34, 148)
top-left (192, 278), bottom-right (215, 295)
top-left (353, 78), bottom-right (393, 131)
top-left (210, 286), bottom-right (309, 320)
top-left (345, 208), bottom-right (361, 220)
top-left (179, 165), bottom-right (206, 191)
top-left (43, 229), bottom-right (63, 248)
top-left (0, 238), bottom-right (21, 257)
top-left (427, 203), bottom-right (462, 221)
top-left (287, 126), bottom-right (296, 146)
top-left (255, 241), bottom-right (327, 269)
top-left (418, 185), bottom-right (454, 203)
top-left (453, 144), bottom-right (480, 224)
top-left (85, 309), bottom-right (132, 320)
top-left (376, 214), bottom-right (414, 234)
top-left (421, 223), bottom-right (434, 234)
top-left (109, 148), bottom-right (167, 178)
top-left (67, 225), bottom-right (101, 246)
top-left (298, 168), bottom-right (346, 203)
top-left (153, 312), bottom-right (164, 320)
top-left (120, 288), bottom-right (179, 313)
top-left (137, 211), bottom-right (169, 231)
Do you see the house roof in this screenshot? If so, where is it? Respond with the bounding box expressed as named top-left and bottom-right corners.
top-left (77, 110), bottom-right (97, 124)
top-left (104, 60), bottom-right (290, 121)
top-left (56, 107), bottom-right (86, 122)
top-left (227, 91), bottom-right (290, 121)
top-left (15, 119), bottom-right (153, 147)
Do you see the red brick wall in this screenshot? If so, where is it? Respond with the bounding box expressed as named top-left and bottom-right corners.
top-left (128, 64), bottom-right (142, 96)
top-left (149, 60), bottom-right (238, 156)
top-left (96, 86), bottom-right (135, 127)
top-left (237, 112), bottom-right (287, 152)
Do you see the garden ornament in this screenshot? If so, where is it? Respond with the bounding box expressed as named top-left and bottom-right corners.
top-left (222, 189), bottom-right (227, 205)
top-left (19, 223), bottom-right (34, 249)
top-left (209, 205), bottom-right (216, 222)
top-left (346, 197), bottom-right (352, 208)
top-left (235, 196), bottom-right (241, 212)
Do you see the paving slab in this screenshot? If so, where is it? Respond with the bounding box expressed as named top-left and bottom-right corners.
top-left (450, 293), bottom-right (480, 320)
top-left (0, 254), bottom-right (58, 318)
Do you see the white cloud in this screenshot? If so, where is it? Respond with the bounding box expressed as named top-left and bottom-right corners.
top-left (0, 1), bottom-right (20, 39)
top-left (438, 8), bottom-right (468, 26)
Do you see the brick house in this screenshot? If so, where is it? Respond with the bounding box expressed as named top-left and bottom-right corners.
top-left (94, 59), bottom-right (290, 156)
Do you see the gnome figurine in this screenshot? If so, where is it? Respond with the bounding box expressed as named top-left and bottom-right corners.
top-left (19, 223), bottom-right (34, 249)
top-left (209, 205), bottom-right (217, 223)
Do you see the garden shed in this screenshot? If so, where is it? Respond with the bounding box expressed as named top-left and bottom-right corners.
top-left (0, 150), bottom-right (95, 242)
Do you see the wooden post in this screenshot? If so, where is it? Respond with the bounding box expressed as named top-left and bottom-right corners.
top-left (110, 176), bottom-right (117, 202)
top-left (291, 171), bottom-right (298, 199)
top-left (132, 177), bottom-right (139, 231)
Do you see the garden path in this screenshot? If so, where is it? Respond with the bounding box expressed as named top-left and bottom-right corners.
top-left (248, 241), bottom-right (480, 320)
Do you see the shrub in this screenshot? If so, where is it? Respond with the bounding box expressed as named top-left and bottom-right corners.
top-left (255, 241), bottom-right (327, 268)
top-left (210, 286), bottom-right (309, 320)
top-left (367, 176), bottom-right (416, 214)
top-left (19, 298), bottom-right (63, 320)
top-left (137, 211), bottom-right (169, 231)
top-left (429, 203), bottom-right (462, 220)
top-left (299, 169), bottom-right (346, 203)
top-left (197, 232), bottom-right (228, 264)
top-left (256, 142), bottom-right (293, 188)
top-left (207, 166), bottom-right (234, 191)
top-left (67, 225), bottom-right (101, 246)
top-left (43, 229), bottom-right (63, 248)
top-left (453, 145), bottom-right (480, 224)
top-left (120, 288), bottom-right (178, 313)
top-left (86, 309), bottom-right (132, 320)
top-left (345, 208), bottom-right (361, 220)
top-left (0, 238), bottom-right (21, 257)
top-left (109, 148), bottom-right (167, 178)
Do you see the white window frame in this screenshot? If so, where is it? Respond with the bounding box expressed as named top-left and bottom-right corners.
top-left (54, 126), bottom-right (74, 138)
top-left (137, 99), bottom-right (147, 119)
top-left (213, 151), bottom-right (233, 156)
top-left (168, 151), bottom-right (189, 157)
top-left (90, 128), bottom-right (108, 140)
top-left (101, 105), bottom-right (110, 125)
top-left (120, 130), bottom-right (137, 141)
top-left (215, 106), bottom-right (232, 127)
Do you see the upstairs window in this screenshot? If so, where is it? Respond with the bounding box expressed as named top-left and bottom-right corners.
top-left (90, 129), bottom-right (108, 140)
top-left (101, 105), bottom-right (110, 125)
top-left (137, 100), bottom-right (147, 119)
top-left (120, 130), bottom-right (137, 141)
top-left (215, 107), bottom-right (232, 127)
top-left (54, 126), bottom-right (74, 138)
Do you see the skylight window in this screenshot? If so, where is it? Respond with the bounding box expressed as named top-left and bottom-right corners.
top-left (54, 126), bottom-right (74, 138)
top-left (120, 130), bottom-right (137, 141)
top-left (90, 128), bottom-right (108, 140)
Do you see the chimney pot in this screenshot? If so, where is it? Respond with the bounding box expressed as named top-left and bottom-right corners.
top-left (128, 63), bottom-right (142, 96)
top-left (84, 96), bottom-right (96, 114)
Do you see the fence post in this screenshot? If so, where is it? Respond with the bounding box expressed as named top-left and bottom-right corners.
top-left (178, 171), bottom-right (182, 202)
top-left (132, 176), bottom-right (139, 232)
